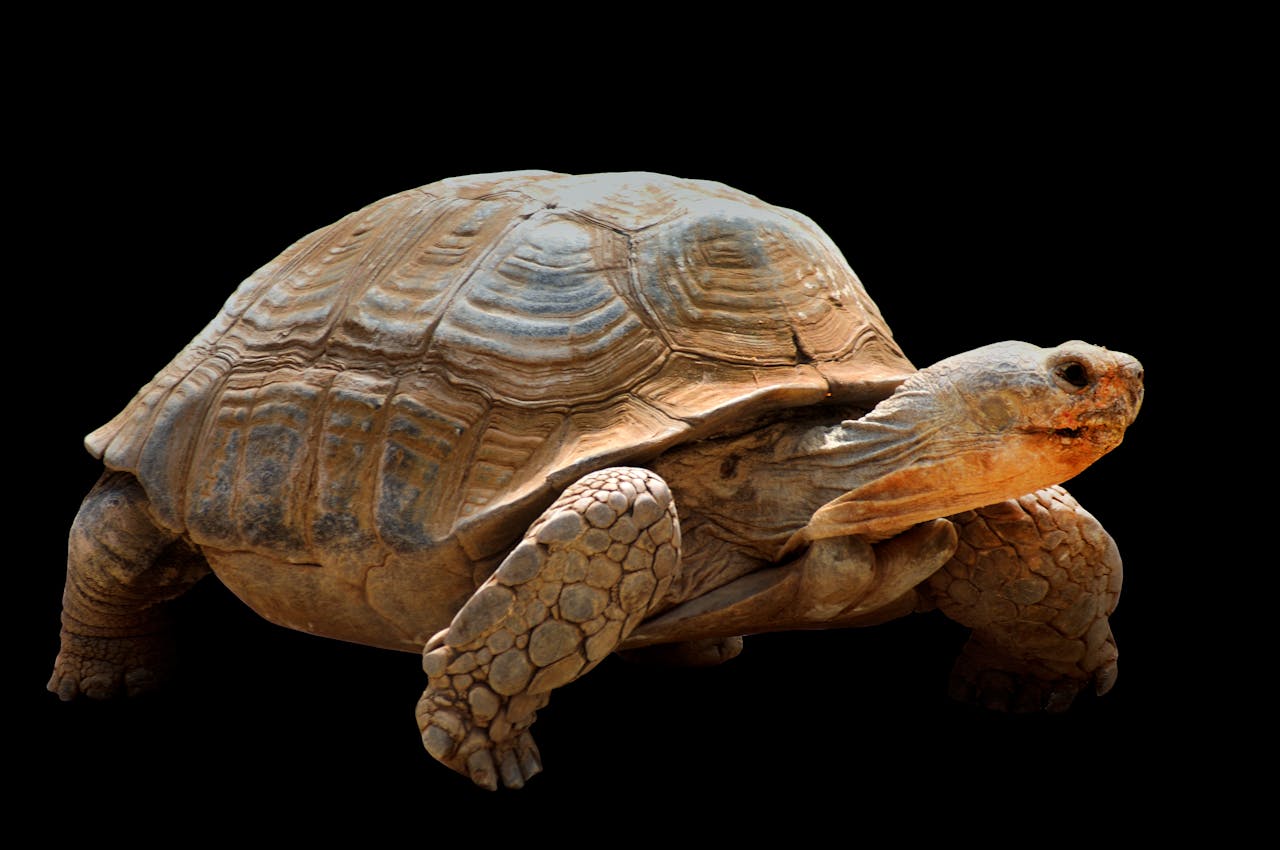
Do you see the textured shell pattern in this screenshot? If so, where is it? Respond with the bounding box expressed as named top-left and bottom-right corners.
top-left (87, 171), bottom-right (913, 566)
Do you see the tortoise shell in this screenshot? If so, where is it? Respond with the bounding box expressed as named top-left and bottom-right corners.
top-left (87, 171), bottom-right (913, 573)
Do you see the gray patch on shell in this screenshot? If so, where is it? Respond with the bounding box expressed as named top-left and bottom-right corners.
top-left (187, 428), bottom-right (241, 544)
top-left (375, 442), bottom-right (438, 550)
top-left (239, 423), bottom-right (306, 551)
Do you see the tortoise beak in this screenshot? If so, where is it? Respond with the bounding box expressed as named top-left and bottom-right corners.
top-left (1122, 355), bottom-right (1144, 419)
top-left (1098, 350), bottom-right (1144, 428)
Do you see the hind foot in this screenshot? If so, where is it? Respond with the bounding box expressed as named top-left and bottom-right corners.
top-left (49, 472), bottom-right (209, 702)
top-left (48, 631), bottom-right (175, 700)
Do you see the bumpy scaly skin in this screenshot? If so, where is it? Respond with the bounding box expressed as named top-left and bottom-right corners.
top-left (416, 467), bottom-right (680, 790)
top-left (925, 486), bottom-right (1122, 712)
top-left (48, 472), bottom-right (209, 700)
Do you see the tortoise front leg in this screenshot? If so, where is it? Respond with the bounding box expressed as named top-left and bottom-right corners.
top-left (416, 467), bottom-right (680, 790)
top-left (925, 485), bottom-right (1123, 712)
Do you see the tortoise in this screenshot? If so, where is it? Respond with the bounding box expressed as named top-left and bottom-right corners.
top-left (49, 170), bottom-right (1144, 790)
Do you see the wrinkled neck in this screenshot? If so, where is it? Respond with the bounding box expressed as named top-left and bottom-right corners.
top-left (653, 376), bottom-right (959, 563)
top-left (775, 377), bottom-right (955, 498)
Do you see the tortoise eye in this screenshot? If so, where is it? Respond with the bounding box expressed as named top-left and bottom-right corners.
top-left (1054, 361), bottom-right (1089, 390)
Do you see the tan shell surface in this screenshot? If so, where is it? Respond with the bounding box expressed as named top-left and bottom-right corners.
top-left (87, 171), bottom-right (913, 576)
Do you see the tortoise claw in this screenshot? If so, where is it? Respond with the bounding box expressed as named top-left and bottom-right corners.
top-left (466, 749), bottom-right (498, 792)
top-left (1094, 657), bottom-right (1118, 696)
top-left (499, 748), bottom-right (524, 790)
top-left (518, 734), bottom-right (542, 781)
top-left (47, 639), bottom-right (172, 702)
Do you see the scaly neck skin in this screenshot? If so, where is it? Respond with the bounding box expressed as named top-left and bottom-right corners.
top-left (783, 370), bottom-right (1032, 550)
top-left (651, 394), bottom-right (948, 574)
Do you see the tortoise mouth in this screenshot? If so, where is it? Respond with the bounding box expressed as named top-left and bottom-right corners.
top-left (1028, 420), bottom-right (1128, 452)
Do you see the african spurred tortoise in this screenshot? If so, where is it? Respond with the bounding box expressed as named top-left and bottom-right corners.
top-left (50, 171), bottom-right (1144, 789)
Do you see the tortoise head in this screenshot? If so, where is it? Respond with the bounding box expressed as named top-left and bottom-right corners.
top-left (927, 339), bottom-right (1144, 464)
top-left (789, 340), bottom-right (1144, 549)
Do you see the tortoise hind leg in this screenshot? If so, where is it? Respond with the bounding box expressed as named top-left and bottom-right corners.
top-left (925, 485), bottom-right (1122, 713)
top-left (48, 471), bottom-right (210, 700)
top-left (417, 467), bottom-right (680, 790)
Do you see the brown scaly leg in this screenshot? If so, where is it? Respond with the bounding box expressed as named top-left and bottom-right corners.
top-left (923, 485), bottom-right (1122, 713)
top-left (48, 471), bottom-right (210, 700)
top-left (416, 467), bottom-right (680, 790)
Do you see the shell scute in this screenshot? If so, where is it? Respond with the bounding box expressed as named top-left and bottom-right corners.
top-left (430, 212), bottom-right (665, 406)
top-left (633, 199), bottom-right (886, 366)
top-left (454, 405), bottom-right (570, 546)
top-left (308, 376), bottom-right (390, 563)
top-left (330, 195), bottom-right (533, 363)
top-left (373, 376), bottom-right (487, 553)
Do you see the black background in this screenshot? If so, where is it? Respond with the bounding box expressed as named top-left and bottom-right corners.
top-left (19, 34), bottom-right (1220, 837)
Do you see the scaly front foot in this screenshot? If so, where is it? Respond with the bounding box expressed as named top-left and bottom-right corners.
top-left (417, 636), bottom-right (546, 790)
